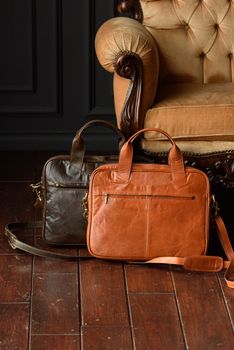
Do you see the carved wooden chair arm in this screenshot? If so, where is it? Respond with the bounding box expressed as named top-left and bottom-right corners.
top-left (95, 17), bottom-right (159, 137)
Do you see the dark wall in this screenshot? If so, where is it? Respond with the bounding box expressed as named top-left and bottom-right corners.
top-left (0, 0), bottom-right (119, 151)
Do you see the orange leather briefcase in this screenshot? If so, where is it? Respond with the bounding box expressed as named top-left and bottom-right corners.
top-left (87, 128), bottom-right (234, 288)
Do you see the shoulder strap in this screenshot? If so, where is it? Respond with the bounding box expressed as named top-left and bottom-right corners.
top-left (141, 215), bottom-right (234, 288)
top-left (214, 215), bottom-right (234, 288)
top-left (4, 222), bottom-right (91, 261)
top-left (4, 216), bottom-right (234, 288)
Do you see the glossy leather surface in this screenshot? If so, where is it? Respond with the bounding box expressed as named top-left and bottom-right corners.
top-left (87, 128), bottom-right (210, 260)
top-left (95, 1), bottom-right (234, 152)
top-left (141, 0), bottom-right (234, 84)
top-left (41, 119), bottom-right (124, 245)
top-left (43, 155), bottom-right (118, 245)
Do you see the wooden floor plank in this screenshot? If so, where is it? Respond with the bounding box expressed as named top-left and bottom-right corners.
top-left (128, 293), bottom-right (185, 350)
top-left (0, 182), bottom-right (36, 257)
top-left (172, 267), bottom-right (234, 350)
top-left (31, 273), bottom-right (79, 335)
top-left (0, 255), bottom-right (32, 302)
top-left (0, 182), bottom-right (35, 232)
top-left (30, 335), bottom-right (80, 350)
top-left (79, 260), bottom-right (130, 327)
top-left (0, 304), bottom-right (30, 350)
top-left (34, 232), bottom-right (78, 274)
top-left (81, 326), bottom-right (133, 350)
top-left (219, 276), bottom-right (234, 330)
top-left (125, 264), bottom-right (173, 293)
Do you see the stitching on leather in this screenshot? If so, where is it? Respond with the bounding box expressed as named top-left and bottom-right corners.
top-left (204, 30), bottom-right (218, 56)
top-left (145, 193), bottom-right (150, 257)
top-left (218, 30), bottom-right (231, 61)
top-left (219, 1), bottom-right (232, 24)
top-left (149, 104), bottom-right (234, 109)
top-left (141, 144), bottom-right (234, 157)
top-left (171, 0), bottom-right (184, 26)
top-left (143, 1), bottom-right (234, 83)
top-left (193, 2), bottom-right (231, 57)
top-left (185, 25), bottom-right (203, 54)
top-left (187, 1), bottom-right (200, 25)
top-left (201, 1), bottom-right (216, 24)
top-left (187, 3), bottom-right (217, 57)
top-left (231, 55), bottom-right (233, 82)
top-left (218, 4), bottom-right (233, 58)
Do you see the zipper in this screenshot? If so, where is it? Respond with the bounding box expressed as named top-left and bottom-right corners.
top-left (47, 182), bottom-right (83, 188)
top-left (103, 193), bottom-right (195, 204)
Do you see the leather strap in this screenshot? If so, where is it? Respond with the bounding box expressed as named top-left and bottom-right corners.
top-left (136, 255), bottom-right (226, 271)
top-left (214, 215), bottom-right (234, 288)
top-left (4, 222), bottom-right (91, 261)
top-left (4, 216), bottom-right (234, 288)
top-left (137, 215), bottom-right (234, 288)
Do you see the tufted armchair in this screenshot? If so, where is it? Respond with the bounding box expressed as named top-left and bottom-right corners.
top-left (95, 0), bottom-right (234, 245)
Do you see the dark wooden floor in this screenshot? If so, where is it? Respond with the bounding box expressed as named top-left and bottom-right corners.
top-left (0, 151), bottom-right (234, 350)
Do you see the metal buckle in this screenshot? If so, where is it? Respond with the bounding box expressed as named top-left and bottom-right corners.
top-left (82, 192), bottom-right (88, 220)
top-left (211, 194), bottom-right (219, 218)
top-left (30, 181), bottom-right (43, 207)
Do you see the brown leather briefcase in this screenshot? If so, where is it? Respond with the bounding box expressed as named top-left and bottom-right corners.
top-left (87, 128), bottom-right (234, 288)
top-left (5, 120), bottom-right (124, 258)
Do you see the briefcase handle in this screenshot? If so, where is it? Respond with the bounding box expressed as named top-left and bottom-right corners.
top-left (116, 127), bottom-right (186, 184)
top-left (70, 120), bottom-right (125, 169)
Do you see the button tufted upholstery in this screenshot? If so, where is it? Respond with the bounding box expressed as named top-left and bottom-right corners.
top-left (141, 0), bottom-right (234, 84)
top-left (95, 0), bottom-right (234, 153)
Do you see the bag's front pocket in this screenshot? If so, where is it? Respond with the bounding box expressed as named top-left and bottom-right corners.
top-left (89, 191), bottom-right (201, 260)
top-left (89, 192), bottom-right (150, 259)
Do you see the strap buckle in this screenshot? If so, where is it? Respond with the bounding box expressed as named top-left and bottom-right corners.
top-left (30, 181), bottom-right (43, 207)
top-left (82, 192), bottom-right (88, 220)
top-left (211, 194), bottom-right (219, 218)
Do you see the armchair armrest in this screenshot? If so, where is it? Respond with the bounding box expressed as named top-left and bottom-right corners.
top-left (95, 17), bottom-right (159, 137)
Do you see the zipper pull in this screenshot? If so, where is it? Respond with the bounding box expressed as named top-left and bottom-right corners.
top-left (104, 193), bottom-right (109, 204)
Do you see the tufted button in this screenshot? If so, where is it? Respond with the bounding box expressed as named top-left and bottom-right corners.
top-left (200, 52), bottom-right (205, 58)
top-left (214, 24), bottom-right (219, 30)
top-left (228, 53), bottom-right (233, 58)
top-left (183, 22), bottom-right (189, 28)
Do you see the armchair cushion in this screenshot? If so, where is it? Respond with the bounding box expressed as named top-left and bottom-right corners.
top-left (142, 139), bottom-right (234, 154)
top-left (144, 82), bottom-right (234, 141)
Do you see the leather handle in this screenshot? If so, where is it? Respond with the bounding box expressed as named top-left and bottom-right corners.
top-left (116, 128), bottom-right (185, 183)
top-left (70, 120), bottom-right (125, 170)
top-left (128, 128), bottom-right (175, 145)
